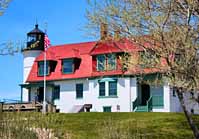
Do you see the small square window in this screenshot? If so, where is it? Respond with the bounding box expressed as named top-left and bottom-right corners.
top-left (103, 106), bottom-right (111, 112)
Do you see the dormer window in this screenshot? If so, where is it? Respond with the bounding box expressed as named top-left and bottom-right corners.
top-left (107, 54), bottom-right (116, 70)
top-left (96, 54), bottom-right (117, 71)
top-left (97, 55), bottom-right (106, 71)
top-left (62, 59), bottom-right (74, 74)
top-left (38, 61), bottom-right (49, 76)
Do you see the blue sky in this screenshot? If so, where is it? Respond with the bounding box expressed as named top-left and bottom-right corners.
top-left (0, 0), bottom-right (95, 100)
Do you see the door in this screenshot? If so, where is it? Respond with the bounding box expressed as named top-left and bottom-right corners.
top-left (37, 87), bottom-right (44, 102)
top-left (141, 84), bottom-right (150, 105)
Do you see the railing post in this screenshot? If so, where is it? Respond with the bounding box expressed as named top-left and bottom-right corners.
top-left (0, 102), bottom-right (3, 113)
top-left (132, 98), bottom-right (138, 111)
top-left (146, 96), bottom-right (152, 112)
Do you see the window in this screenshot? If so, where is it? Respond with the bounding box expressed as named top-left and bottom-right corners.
top-left (76, 84), bottom-right (83, 99)
top-left (96, 54), bottom-right (117, 71)
top-left (53, 86), bottom-right (60, 100)
top-left (109, 81), bottom-right (117, 96)
top-left (99, 82), bottom-right (105, 96)
top-left (38, 61), bottom-right (49, 76)
top-left (97, 55), bottom-right (106, 71)
top-left (107, 54), bottom-right (116, 70)
top-left (151, 87), bottom-right (164, 107)
top-left (172, 88), bottom-right (176, 97)
top-left (190, 91), bottom-right (194, 99)
top-left (99, 79), bottom-right (118, 98)
top-left (191, 109), bottom-right (194, 114)
top-left (103, 106), bottom-right (111, 112)
top-left (62, 59), bottom-right (74, 74)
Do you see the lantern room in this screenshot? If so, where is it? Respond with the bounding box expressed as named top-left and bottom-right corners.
top-left (24, 24), bottom-right (45, 51)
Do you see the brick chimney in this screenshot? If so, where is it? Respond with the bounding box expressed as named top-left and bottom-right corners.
top-left (100, 23), bottom-right (108, 40)
top-left (114, 29), bottom-right (120, 40)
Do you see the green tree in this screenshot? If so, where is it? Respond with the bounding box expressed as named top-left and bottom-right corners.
top-left (87, 0), bottom-right (199, 138)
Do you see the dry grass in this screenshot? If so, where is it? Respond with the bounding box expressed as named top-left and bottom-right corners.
top-left (0, 112), bottom-right (196, 139)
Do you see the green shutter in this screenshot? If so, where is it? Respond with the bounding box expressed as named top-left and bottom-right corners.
top-left (151, 87), bottom-right (164, 107)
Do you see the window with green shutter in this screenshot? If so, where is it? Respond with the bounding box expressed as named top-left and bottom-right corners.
top-left (151, 87), bottom-right (164, 107)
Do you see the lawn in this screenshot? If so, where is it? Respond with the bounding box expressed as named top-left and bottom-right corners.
top-left (0, 112), bottom-right (196, 139)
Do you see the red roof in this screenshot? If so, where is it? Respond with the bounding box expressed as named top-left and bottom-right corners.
top-left (90, 39), bottom-right (142, 55)
top-left (26, 40), bottom-right (160, 83)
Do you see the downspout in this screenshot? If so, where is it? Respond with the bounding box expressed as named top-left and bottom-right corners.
top-left (20, 86), bottom-right (23, 103)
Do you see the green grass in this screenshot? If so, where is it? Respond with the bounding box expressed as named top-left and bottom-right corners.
top-left (0, 112), bottom-right (197, 139)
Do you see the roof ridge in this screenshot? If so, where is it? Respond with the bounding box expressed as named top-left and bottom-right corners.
top-left (51, 41), bottom-right (97, 47)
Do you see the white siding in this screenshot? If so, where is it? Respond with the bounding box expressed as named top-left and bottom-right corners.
top-left (25, 76), bottom-right (199, 113)
top-left (23, 50), bottom-right (41, 83)
top-left (52, 78), bottom-right (136, 113)
top-left (184, 92), bottom-right (199, 114)
top-left (130, 78), bottom-right (137, 112)
top-left (22, 50), bottom-right (41, 102)
top-left (170, 88), bottom-right (182, 112)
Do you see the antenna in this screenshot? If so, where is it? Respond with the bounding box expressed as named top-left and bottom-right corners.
top-left (36, 18), bottom-right (38, 25)
top-left (44, 22), bottom-right (48, 34)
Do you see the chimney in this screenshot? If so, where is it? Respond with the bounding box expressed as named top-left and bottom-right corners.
top-left (100, 23), bottom-right (108, 40)
top-left (114, 29), bottom-right (120, 40)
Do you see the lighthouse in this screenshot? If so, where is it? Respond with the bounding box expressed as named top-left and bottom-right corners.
top-left (21, 24), bottom-right (45, 102)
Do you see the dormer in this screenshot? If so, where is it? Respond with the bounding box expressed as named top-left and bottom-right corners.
top-left (59, 49), bottom-right (81, 74)
top-left (61, 58), bottom-right (81, 74)
top-left (37, 60), bottom-right (57, 76)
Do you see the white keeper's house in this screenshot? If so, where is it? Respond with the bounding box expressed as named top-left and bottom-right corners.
top-left (20, 24), bottom-right (199, 113)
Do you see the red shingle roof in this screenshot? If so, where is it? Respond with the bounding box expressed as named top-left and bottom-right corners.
top-left (26, 40), bottom-right (158, 83)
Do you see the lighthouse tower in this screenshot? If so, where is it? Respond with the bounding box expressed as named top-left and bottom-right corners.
top-left (22, 24), bottom-right (45, 101)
